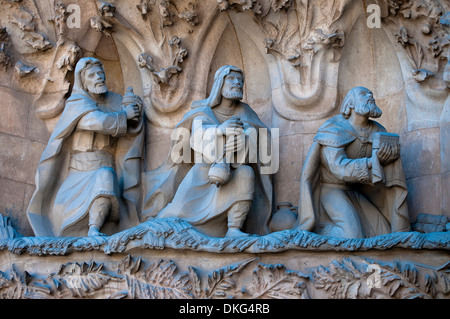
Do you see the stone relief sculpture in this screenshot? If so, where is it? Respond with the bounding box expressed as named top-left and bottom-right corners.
top-left (142, 65), bottom-right (274, 238)
top-left (0, 253), bottom-right (448, 299)
top-left (138, 35), bottom-right (188, 87)
top-left (0, 0), bottom-right (448, 301)
top-left (216, 0), bottom-right (348, 121)
top-left (296, 87), bottom-right (410, 238)
top-left (26, 57), bottom-right (144, 237)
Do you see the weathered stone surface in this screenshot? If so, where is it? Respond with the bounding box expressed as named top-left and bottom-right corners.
top-left (1, 217), bottom-right (449, 255)
top-left (0, 133), bottom-right (45, 185)
top-left (0, 247), bottom-right (449, 300)
top-left (402, 128), bottom-right (441, 179)
top-left (0, 87), bottom-right (30, 139)
top-left (0, 216), bottom-right (448, 299)
top-left (0, 0), bottom-right (448, 300)
top-left (407, 175), bottom-right (443, 221)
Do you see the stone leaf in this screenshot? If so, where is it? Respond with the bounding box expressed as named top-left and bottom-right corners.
top-left (189, 257), bottom-right (257, 299)
top-left (117, 255), bottom-right (192, 299)
top-left (425, 262), bottom-right (450, 297)
top-left (375, 259), bottom-right (450, 299)
top-left (0, 216), bottom-right (22, 240)
top-left (312, 257), bottom-right (450, 299)
top-left (312, 258), bottom-right (367, 299)
top-left (49, 261), bottom-right (120, 298)
top-left (0, 265), bottom-right (51, 299)
top-left (249, 263), bottom-right (309, 299)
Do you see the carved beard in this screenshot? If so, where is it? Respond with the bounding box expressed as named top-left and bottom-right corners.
top-left (222, 87), bottom-right (243, 101)
top-left (354, 99), bottom-right (382, 118)
top-left (87, 83), bottom-right (108, 95)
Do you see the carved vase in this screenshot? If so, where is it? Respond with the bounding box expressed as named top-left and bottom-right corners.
top-left (208, 161), bottom-right (231, 186)
top-left (269, 202), bottom-right (298, 232)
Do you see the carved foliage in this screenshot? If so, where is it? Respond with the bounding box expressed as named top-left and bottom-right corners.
top-left (0, 255), bottom-right (448, 299)
top-left (90, 2), bottom-right (116, 37)
top-left (189, 259), bottom-right (309, 299)
top-left (217, 0), bottom-right (260, 13)
top-left (12, 6), bottom-right (52, 51)
top-left (0, 255), bottom-right (310, 299)
top-left (312, 257), bottom-right (450, 299)
top-left (248, 263), bottom-right (309, 299)
top-left (0, 255), bottom-right (312, 299)
top-left (138, 36), bottom-right (188, 85)
top-left (1, 217), bottom-right (449, 256)
top-left (0, 265), bottom-right (51, 299)
top-left (49, 262), bottom-right (121, 298)
top-left (136, 0), bottom-right (199, 27)
top-left (189, 258), bottom-right (256, 298)
top-left (50, 1), bottom-right (68, 45)
top-left (218, 0), bottom-right (346, 69)
top-left (381, 0), bottom-right (450, 80)
top-left (0, 216), bottom-right (21, 240)
top-left (313, 258), bottom-right (374, 299)
top-left (114, 255), bottom-right (192, 299)
top-left (0, 256), bottom-right (192, 299)
top-left (56, 43), bottom-right (81, 72)
top-left (139, 35), bottom-right (188, 86)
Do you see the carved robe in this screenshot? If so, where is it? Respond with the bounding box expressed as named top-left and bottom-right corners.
top-left (27, 61), bottom-right (143, 237)
top-left (296, 114), bottom-right (410, 238)
top-left (142, 102), bottom-right (274, 236)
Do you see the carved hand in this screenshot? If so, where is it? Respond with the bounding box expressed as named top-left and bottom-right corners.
top-left (125, 103), bottom-right (141, 121)
top-left (218, 116), bottom-right (244, 136)
top-left (134, 95), bottom-right (144, 112)
top-left (376, 143), bottom-right (400, 165)
top-left (224, 134), bottom-right (246, 154)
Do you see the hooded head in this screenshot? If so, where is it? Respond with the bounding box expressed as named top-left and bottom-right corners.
top-left (193, 65), bottom-right (244, 109)
top-left (72, 57), bottom-right (108, 96)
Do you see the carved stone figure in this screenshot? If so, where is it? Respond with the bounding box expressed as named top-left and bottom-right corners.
top-left (296, 87), bottom-right (410, 238)
top-left (142, 65), bottom-right (274, 238)
top-left (27, 57), bottom-right (144, 237)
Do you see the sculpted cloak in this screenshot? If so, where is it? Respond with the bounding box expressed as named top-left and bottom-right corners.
top-left (141, 102), bottom-right (274, 236)
top-left (27, 58), bottom-right (144, 237)
top-left (296, 114), bottom-right (410, 237)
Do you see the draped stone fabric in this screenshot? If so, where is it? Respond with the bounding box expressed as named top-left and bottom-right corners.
top-left (296, 114), bottom-right (410, 238)
top-left (27, 58), bottom-right (144, 237)
top-left (142, 65), bottom-right (274, 236)
top-left (142, 103), bottom-right (274, 236)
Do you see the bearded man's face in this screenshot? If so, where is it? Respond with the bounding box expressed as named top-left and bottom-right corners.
top-left (83, 65), bottom-right (108, 95)
top-left (354, 88), bottom-right (382, 118)
top-left (222, 71), bottom-right (244, 101)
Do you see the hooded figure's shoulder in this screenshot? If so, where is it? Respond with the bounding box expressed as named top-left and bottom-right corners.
top-left (313, 114), bottom-right (356, 148)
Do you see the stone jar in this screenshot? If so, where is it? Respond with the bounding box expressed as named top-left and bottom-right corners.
top-left (269, 202), bottom-right (298, 232)
top-left (208, 160), bottom-right (231, 186)
top-left (122, 87), bottom-right (140, 124)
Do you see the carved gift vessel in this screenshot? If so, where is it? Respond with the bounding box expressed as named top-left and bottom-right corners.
top-left (208, 160), bottom-right (231, 186)
top-left (0, 0), bottom-right (449, 301)
top-left (269, 202), bottom-right (298, 232)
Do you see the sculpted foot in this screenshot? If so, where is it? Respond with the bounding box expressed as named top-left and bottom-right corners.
top-left (225, 227), bottom-right (250, 238)
top-left (88, 226), bottom-right (107, 237)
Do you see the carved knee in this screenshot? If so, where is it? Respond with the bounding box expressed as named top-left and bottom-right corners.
top-left (234, 164), bottom-right (255, 180)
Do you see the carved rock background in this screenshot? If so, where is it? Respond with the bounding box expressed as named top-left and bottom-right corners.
top-left (0, 0), bottom-right (448, 238)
